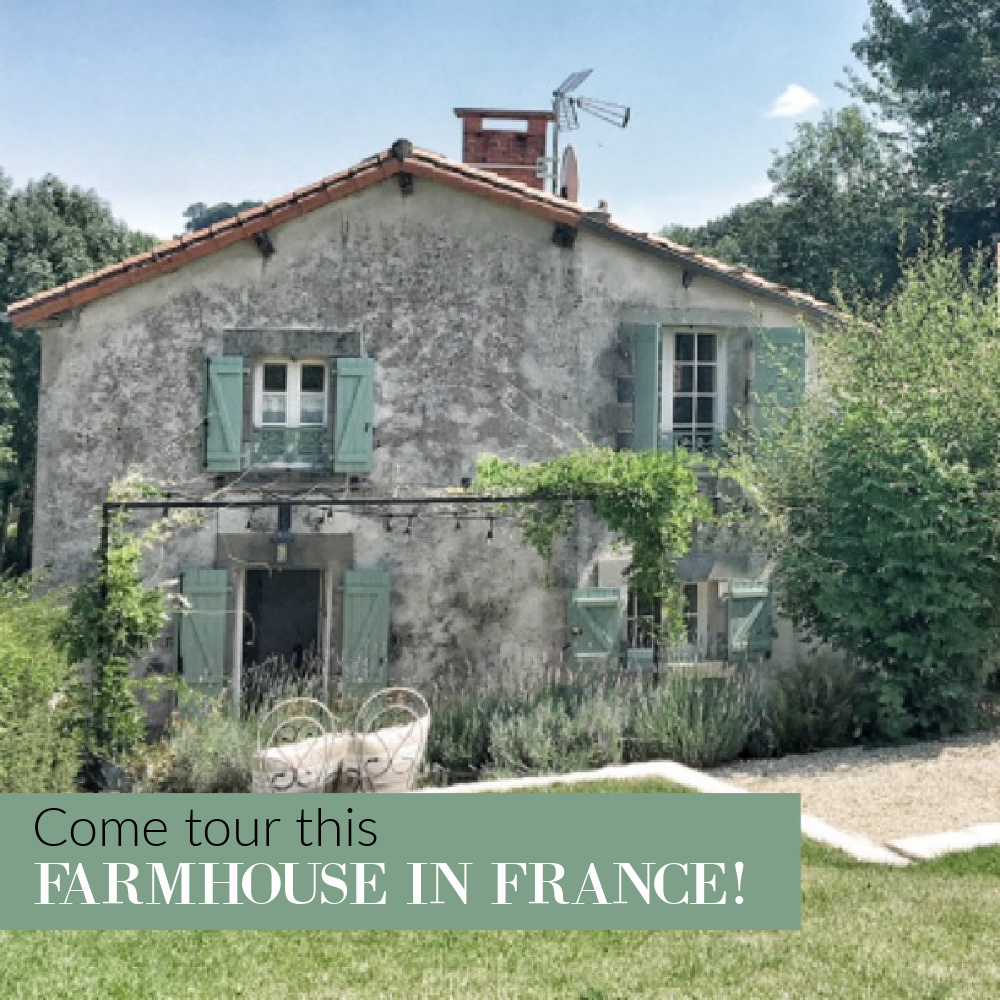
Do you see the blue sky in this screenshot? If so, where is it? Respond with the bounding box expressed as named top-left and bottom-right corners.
top-left (1, 0), bottom-right (873, 240)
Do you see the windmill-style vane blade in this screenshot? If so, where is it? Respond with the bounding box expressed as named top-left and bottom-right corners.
top-left (554, 68), bottom-right (593, 97)
top-left (574, 96), bottom-right (631, 128)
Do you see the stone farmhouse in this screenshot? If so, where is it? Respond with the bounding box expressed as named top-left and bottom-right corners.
top-left (6, 110), bottom-right (835, 706)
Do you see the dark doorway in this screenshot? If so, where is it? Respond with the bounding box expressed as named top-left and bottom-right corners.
top-left (244, 569), bottom-right (321, 668)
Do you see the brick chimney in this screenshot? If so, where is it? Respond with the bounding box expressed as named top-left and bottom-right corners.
top-left (453, 108), bottom-right (554, 191)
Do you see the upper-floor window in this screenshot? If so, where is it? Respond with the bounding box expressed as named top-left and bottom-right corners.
top-left (661, 331), bottom-right (725, 452)
top-left (205, 353), bottom-right (375, 475)
top-left (254, 360), bottom-right (327, 428)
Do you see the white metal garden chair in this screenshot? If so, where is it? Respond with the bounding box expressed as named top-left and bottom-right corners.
top-left (253, 697), bottom-right (349, 793)
top-left (343, 687), bottom-right (431, 793)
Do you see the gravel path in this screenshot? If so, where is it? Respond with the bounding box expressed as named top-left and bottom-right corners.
top-left (713, 731), bottom-right (1000, 842)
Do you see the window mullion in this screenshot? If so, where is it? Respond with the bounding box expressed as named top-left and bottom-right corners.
top-left (288, 361), bottom-right (301, 427)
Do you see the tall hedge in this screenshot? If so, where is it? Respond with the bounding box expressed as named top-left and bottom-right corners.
top-left (0, 581), bottom-right (79, 791)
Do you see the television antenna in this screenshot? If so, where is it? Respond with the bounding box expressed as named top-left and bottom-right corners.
top-left (546, 69), bottom-right (631, 196)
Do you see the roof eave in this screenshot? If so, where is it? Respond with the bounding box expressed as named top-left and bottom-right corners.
top-left (7, 144), bottom-right (838, 328)
top-left (578, 217), bottom-right (839, 324)
top-left (7, 155), bottom-right (404, 328)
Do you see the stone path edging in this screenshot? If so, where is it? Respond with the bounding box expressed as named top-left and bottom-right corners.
top-left (419, 760), bottom-right (913, 865)
top-left (889, 823), bottom-right (1000, 862)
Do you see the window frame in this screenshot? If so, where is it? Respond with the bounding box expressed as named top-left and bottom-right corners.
top-left (252, 358), bottom-right (328, 429)
top-left (659, 328), bottom-right (727, 450)
top-left (625, 581), bottom-right (713, 663)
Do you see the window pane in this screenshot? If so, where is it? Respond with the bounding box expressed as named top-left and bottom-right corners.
top-left (263, 364), bottom-right (287, 392)
top-left (300, 395), bottom-right (325, 425)
top-left (674, 364), bottom-right (693, 393)
top-left (697, 334), bottom-right (716, 362)
top-left (696, 396), bottom-right (715, 424)
top-left (262, 394), bottom-right (286, 424)
top-left (673, 397), bottom-right (693, 424)
top-left (301, 364), bottom-right (325, 392)
top-left (683, 584), bottom-right (698, 644)
top-left (696, 365), bottom-right (716, 393)
top-left (675, 333), bottom-right (695, 361)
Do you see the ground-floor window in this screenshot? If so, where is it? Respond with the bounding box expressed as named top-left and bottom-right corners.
top-left (625, 581), bottom-right (721, 663)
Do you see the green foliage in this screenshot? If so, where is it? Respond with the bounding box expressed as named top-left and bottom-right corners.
top-left (0, 357), bottom-right (15, 478)
top-left (427, 689), bottom-right (504, 775)
top-left (670, 5), bottom-right (1000, 301)
top-left (665, 107), bottom-right (922, 303)
top-left (625, 668), bottom-right (762, 768)
top-left (0, 171), bottom-right (157, 570)
top-left (428, 667), bottom-right (772, 778)
top-left (0, 579), bottom-right (79, 791)
top-left (134, 691), bottom-right (255, 793)
top-left (476, 449), bottom-right (709, 640)
top-left (488, 693), bottom-right (627, 775)
top-left (850, 0), bottom-right (1000, 215)
top-left (183, 200), bottom-right (262, 232)
top-left (738, 237), bottom-right (1000, 739)
top-left (53, 519), bottom-right (168, 762)
top-left (758, 655), bottom-right (865, 756)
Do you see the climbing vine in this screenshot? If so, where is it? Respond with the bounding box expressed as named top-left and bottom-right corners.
top-left (53, 474), bottom-right (195, 763)
top-left (476, 449), bottom-right (710, 641)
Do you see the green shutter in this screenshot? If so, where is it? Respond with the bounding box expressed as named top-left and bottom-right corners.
top-left (727, 585), bottom-right (773, 659)
top-left (754, 327), bottom-right (805, 432)
top-left (341, 568), bottom-right (390, 696)
top-left (333, 358), bottom-right (375, 474)
top-left (631, 324), bottom-right (660, 451)
top-left (179, 569), bottom-right (230, 696)
top-left (567, 587), bottom-right (625, 669)
top-left (205, 356), bottom-right (245, 471)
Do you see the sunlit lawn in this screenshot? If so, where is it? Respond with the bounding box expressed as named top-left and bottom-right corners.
top-left (3, 779), bottom-right (998, 999)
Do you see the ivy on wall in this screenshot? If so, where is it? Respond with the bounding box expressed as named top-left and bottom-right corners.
top-left (476, 449), bottom-right (710, 641)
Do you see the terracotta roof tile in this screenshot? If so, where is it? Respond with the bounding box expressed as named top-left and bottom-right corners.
top-left (7, 144), bottom-right (838, 327)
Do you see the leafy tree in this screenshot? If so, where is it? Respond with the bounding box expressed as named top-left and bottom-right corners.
top-left (0, 172), bottom-right (156, 570)
top-left (850, 0), bottom-right (1000, 224)
top-left (736, 235), bottom-right (1000, 739)
top-left (665, 107), bottom-right (923, 303)
top-left (183, 200), bottom-right (261, 232)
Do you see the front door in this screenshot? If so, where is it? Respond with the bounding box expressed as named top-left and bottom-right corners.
top-left (243, 568), bottom-right (321, 669)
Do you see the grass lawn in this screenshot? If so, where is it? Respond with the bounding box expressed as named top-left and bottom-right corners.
top-left (2, 779), bottom-right (998, 999)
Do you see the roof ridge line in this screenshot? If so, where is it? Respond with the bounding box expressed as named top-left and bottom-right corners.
top-left (7, 143), bottom-right (837, 326)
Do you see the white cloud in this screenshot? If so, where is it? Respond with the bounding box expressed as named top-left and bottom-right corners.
top-left (766, 84), bottom-right (821, 119)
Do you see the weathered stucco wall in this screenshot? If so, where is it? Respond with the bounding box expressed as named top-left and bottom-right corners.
top-left (34, 173), bottom-right (807, 681)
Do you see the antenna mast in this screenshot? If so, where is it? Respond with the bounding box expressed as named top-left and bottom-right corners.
top-left (549, 69), bottom-right (631, 196)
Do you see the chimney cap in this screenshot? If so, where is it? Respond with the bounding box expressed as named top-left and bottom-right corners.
top-left (453, 108), bottom-right (555, 121)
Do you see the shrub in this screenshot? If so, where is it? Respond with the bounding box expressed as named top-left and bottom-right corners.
top-left (762, 654), bottom-right (864, 755)
top-left (240, 648), bottom-right (326, 718)
top-left (135, 690), bottom-right (255, 793)
top-left (736, 239), bottom-right (1000, 741)
top-left (426, 689), bottom-right (503, 775)
top-left (488, 693), bottom-right (626, 775)
top-left (0, 579), bottom-right (80, 791)
top-left (626, 667), bottom-right (761, 768)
